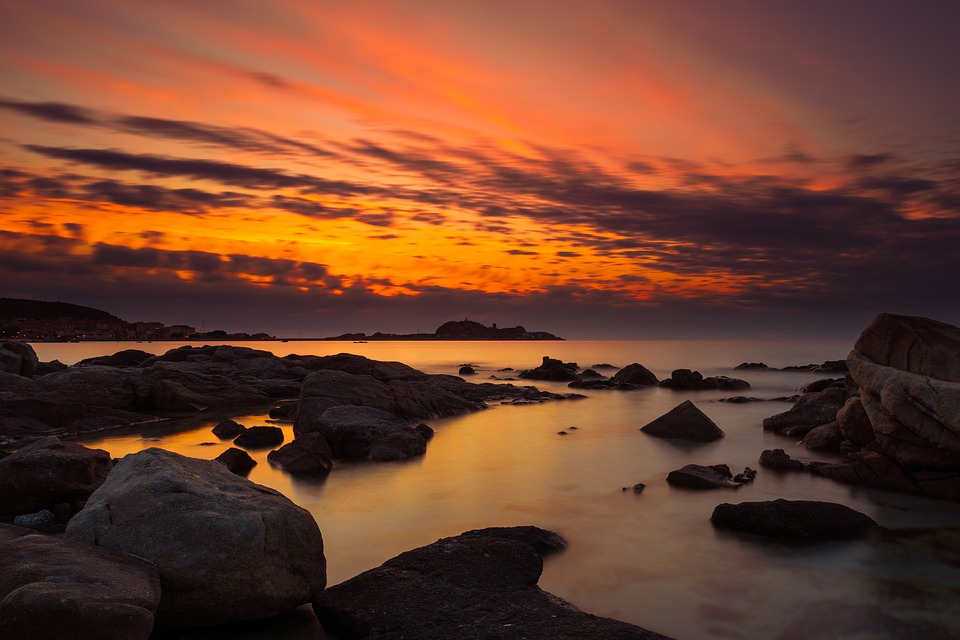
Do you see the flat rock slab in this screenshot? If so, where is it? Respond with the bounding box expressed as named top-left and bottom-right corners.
top-left (640, 400), bottom-right (725, 442)
top-left (0, 523), bottom-right (161, 640)
top-left (313, 526), bottom-right (673, 640)
top-left (711, 499), bottom-right (878, 542)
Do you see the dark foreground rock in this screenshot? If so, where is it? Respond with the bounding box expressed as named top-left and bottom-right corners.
top-left (313, 526), bottom-right (673, 640)
top-left (666, 464), bottom-right (755, 489)
top-left (0, 436), bottom-right (112, 518)
top-left (214, 447), bottom-right (257, 475)
top-left (0, 341), bottom-right (39, 377)
top-left (640, 400), bottom-right (725, 442)
top-left (711, 499), bottom-right (878, 542)
top-left (762, 386), bottom-right (847, 438)
top-left (0, 523), bottom-right (161, 640)
top-left (65, 448), bottom-right (325, 627)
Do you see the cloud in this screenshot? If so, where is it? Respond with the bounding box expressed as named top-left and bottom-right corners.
top-left (846, 153), bottom-right (897, 171)
top-left (0, 98), bottom-right (98, 125)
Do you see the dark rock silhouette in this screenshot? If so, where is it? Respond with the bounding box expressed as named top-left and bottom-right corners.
top-left (711, 499), bottom-right (878, 541)
top-left (640, 400), bottom-right (725, 442)
top-left (313, 526), bottom-right (672, 640)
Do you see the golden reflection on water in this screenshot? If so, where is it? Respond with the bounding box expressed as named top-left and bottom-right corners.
top-left (67, 339), bottom-right (960, 639)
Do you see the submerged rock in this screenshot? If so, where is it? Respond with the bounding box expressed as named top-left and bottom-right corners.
top-left (64, 448), bottom-right (325, 627)
top-left (313, 526), bottom-right (672, 640)
top-left (711, 499), bottom-right (878, 541)
top-left (0, 523), bottom-right (161, 640)
top-left (640, 400), bottom-right (725, 442)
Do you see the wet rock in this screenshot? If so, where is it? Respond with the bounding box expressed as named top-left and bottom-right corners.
top-left (611, 363), bottom-right (658, 386)
top-left (305, 405), bottom-right (425, 461)
top-left (659, 369), bottom-right (750, 391)
top-left (762, 386), bottom-right (846, 438)
top-left (313, 526), bottom-right (672, 640)
top-left (711, 499), bottom-right (878, 541)
top-left (519, 356), bottom-right (580, 382)
top-left (233, 425), bottom-right (284, 449)
top-left (666, 464), bottom-right (753, 489)
top-left (267, 433), bottom-right (334, 475)
top-left (212, 419), bottom-right (246, 439)
top-left (0, 436), bottom-right (112, 517)
top-left (64, 448), bottom-right (325, 627)
top-left (0, 523), bottom-right (162, 640)
top-left (214, 447), bottom-right (257, 475)
top-left (802, 421), bottom-right (843, 452)
top-left (640, 400), bottom-right (725, 442)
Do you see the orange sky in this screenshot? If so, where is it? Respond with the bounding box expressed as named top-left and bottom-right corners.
top-left (1, 1), bottom-right (959, 337)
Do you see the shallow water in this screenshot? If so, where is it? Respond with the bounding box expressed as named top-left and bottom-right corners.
top-left (33, 339), bottom-right (960, 639)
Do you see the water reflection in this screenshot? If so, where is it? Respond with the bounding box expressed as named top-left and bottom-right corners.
top-left (60, 340), bottom-right (960, 639)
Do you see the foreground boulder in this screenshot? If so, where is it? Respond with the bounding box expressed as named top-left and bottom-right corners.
top-left (313, 526), bottom-right (673, 640)
top-left (640, 400), bottom-right (725, 442)
top-left (0, 436), bottom-right (112, 518)
top-left (0, 341), bottom-right (39, 377)
top-left (0, 523), bottom-right (161, 640)
top-left (711, 499), bottom-right (878, 542)
top-left (64, 448), bottom-right (325, 627)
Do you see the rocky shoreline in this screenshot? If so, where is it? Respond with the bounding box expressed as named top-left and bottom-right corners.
top-left (1, 312), bottom-right (959, 638)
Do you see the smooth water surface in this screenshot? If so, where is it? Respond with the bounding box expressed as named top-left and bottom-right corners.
top-left (33, 340), bottom-right (960, 639)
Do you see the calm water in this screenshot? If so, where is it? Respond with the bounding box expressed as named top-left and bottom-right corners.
top-left (31, 340), bottom-right (960, 639)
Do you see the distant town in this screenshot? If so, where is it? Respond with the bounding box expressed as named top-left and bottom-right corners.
top-left (0, 298), bottom-right (274, 342)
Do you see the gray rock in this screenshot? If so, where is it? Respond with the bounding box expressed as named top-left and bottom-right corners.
top-left (0, 523), bottom-right (161, 640)
top-left (267, 433), bottom-right (334, 475)
top-left (306, 405), bottom-right (425, 461)
top-left (853, 312), bottom-right (960, 382)
top-left (12, 508), bottom-right (58, 530)
top-left (64, 448), bottom-right (325, 627)
top-left (836, 396), bottom-right (875, 447)
top-left (0, 436), bottom-right (112, 517)
top-left (640, 400), bottom-right (725, 442)
top-left (802, 421), bottom-right (843, 452)
top-left (762, 386), bottom-right (846, 438)
top-left (313, 526), bottom-right (672, 640)
top-left (711, 499), bottom-right (878, 541)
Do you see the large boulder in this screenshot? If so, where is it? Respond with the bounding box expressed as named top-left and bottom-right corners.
top-left (0, 341), bottom-right (39, 377)
top-left (64, 448), bottom-right (325, 627)
top-left (640, 400), bottom-right (725, 442)
top-left (0, 436), bottom-right (112, 517)
top-left (304, 405), bottom-right (427, 461)
top-left (853, 312), bottom-right (960, 381)
top-left (711, 499), bottom-right (878, 541)
top-left (0, 523), bottom-right (161, 640)
top-left (313, 526), bottom-right (672, 640)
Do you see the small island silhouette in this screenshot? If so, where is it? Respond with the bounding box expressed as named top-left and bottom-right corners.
top-left (322, 319), bottom-right (563, 341)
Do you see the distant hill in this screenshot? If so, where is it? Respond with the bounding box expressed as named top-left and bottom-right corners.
top-left (324, 320), bottom-right (562, 341)
top-left (0, 298), bottom-right (124, 323)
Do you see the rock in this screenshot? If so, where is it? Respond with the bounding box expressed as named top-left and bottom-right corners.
top-left (659, 369), bottom-right (750, 391)
top-left (711, 499), bottom-right (878, 541)
top-left (303, 405), bottom-right (426, 461)
top-left (853, 312), bottom-right (960, 382)
top-left (34, 359), bottom-right (68, 376)
top-left (802, 421), bottom-right (843, 452)
top-left (735, 362), bottom-right (771, 370)
top-left (76, 349), bottom-right (154, 368)
top-left (798, 377), bottom-right (846, 394)
top-left (720, 396), bottom-right (762, 403)
top-left (268, 400), bottom-right (298, 419)
top-left (836, 396), bottom-right (875, 447)
top-left (666, 464), bottom-right (753, 489)
top-left (579, 368), bottom-right (604, 379)
top-left (759, 449), bottom-right (807, 472)
top-left (0, 523), bottom-right (162, 640)
top-left (313, 526), bottom-right (672, 640)
top-left (232, 425), bottom-right (284, 449)
top-left (611, 363), bottom-right (658, 386)
top-left (0, 436), bottom-right (112, 517)
top-left (762, 386), bottom-right (846, 437)
top-left (640, 400), bottom-right (725, 442)
top-left (214, 447), bottom-right (257, 475)
top-left (0, 341), bottom-right (39, 377)
top-left (212, 419), bottom-right (246, 438)
top-left (458, 365), bottom-right (476, 375)
top-left (267, 433), bottom-right (334, 475)
top-left (12, 508), bottom-right (59, 531)
top-left (413, 423), bottom-right (435, 441)
top-left (64, 448), bottom-right (325, 627)
top-left (519, 356), bottom-right (580, 381)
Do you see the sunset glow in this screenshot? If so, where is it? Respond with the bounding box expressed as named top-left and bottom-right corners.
top-left (2, 1), bottom-right (958, 337)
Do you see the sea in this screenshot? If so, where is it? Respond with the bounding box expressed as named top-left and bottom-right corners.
top-left (29, 339), bottom-right (960, 640)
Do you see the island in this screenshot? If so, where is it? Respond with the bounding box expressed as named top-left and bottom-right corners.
top-left (322, 319), bottom-right (563, 341)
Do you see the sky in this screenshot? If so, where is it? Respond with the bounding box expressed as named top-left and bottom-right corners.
top-left (1, 0), bottom-right (959, 339)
